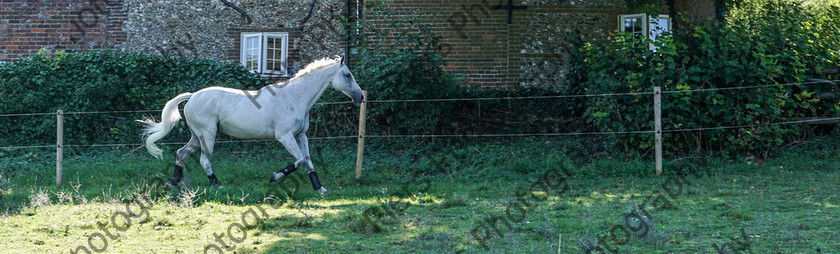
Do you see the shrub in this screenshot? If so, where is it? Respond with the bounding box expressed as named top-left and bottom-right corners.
top-left (315, 1), bottom-right (586, 137)
top-left (0, 49), bottom-right (268, 146)
top-left (575, 0), bottom-right (840, 156)
top-left (316, 0), bottom-right (463, 137)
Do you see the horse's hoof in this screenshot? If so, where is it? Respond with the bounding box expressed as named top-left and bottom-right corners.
top-left (317, 187), bottom-right (328, 195)
top-left (165, 179), bottom-right (180, 189)
top-left (208, 173), bottom-right (220, 186)
top-left (269, 172), bottom-right (284, 183)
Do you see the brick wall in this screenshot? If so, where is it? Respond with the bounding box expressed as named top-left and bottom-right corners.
top-left (122, 0), bottom-right (345, 77)
top-left (364, 0), bottom-right (515, 88)
top-left (364, 0), bottom-right (627, 89)
top-left (0, 0), bottom-right (126, 62)
top-left (674, 0), bottom-right (717, 25)
top-left (1, 0), bottom-right (344, 76)
top-left (2, 0), bottom-right (714, 88)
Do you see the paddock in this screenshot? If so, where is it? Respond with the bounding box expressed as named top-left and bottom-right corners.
top-left (1, 80), bottom-right (839, 253)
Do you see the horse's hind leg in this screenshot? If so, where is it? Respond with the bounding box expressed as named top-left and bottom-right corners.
top-left (196, 130), bottom-right (221, 187)
top-left (297, 134), bottom-right (327, 194)
top-left (170, 135), bottom-right (200, 187)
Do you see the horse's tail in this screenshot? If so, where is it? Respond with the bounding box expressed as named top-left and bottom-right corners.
top-left (137, 93), bottom-right (193, 159)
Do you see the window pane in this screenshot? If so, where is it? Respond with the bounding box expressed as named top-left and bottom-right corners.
top-left (246, 56), bottom-right (258, 71)
top-left (247, 36), bottom-right (258, 49)
top-left (268, 37), bottom-right (276, 49)
top-left (265, 36), bottom-right (284, 72)
top-left (624, 17), bottom-right (641, 33)
top-left (623, 17), bottom-right (644, 39)
top-left (245, 48), bottom-right (259, 71)
top-left (241, 34), bottom-right (264, 72)
top-left (650, 17), bottom-right (670, 42)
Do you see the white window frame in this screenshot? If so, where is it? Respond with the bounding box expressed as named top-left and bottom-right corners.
top-left (649, 15), bottom-right (671, 46)
top-left (618, 14), bottom-right (647, 39)
top-left (240, 32), bottom-right (289, 77)
top-left (618, 14), bottom-right (671, 50)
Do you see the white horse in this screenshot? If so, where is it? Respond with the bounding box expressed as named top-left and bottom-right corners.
top-left (138, 57), bottom-right (363, 194)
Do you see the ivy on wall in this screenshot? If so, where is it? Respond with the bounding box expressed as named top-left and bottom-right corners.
top-left (0, 49), bottom-right (269, 147)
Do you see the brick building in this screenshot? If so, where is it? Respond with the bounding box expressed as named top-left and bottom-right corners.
top-left (0, 0), bottom-right (716, 88)
top-left (0, 0), bottom-right (126, 61)
top-left (0, 0), bottom-right (347, 78)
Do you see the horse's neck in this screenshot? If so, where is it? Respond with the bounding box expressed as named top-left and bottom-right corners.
top-left (283, 64), bottom-right (335, 112)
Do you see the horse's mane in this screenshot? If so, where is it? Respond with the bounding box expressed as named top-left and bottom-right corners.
top-left (291, 57), bottom-right (340, 80)
top-left (266, 57), bottom-right (340, 89)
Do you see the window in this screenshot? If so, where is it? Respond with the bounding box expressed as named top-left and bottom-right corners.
top-left (649, 15), bottom-right (671, 43)
top-left (619, 14), bottom-right (647, 39)
top-left (240, 32), bottom-right (289, 76)
top-left (618, 14), bottom-right (671, 49)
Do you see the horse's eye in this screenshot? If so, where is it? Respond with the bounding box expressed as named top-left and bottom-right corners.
top-left (344, 73), bottom-right (351, 78)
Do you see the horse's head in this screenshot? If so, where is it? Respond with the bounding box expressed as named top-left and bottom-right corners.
top-left (330, 60), bottom-right (364, 104)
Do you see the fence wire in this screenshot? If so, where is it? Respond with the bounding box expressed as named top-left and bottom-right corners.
top-left (1, 80), bottom-right (838, 150)
top-left (660, 80), bottom-right (838, 95)
top-left (0, 80), bottom-right (835, 117)
top-left (3, 116), bottom-right (838, 150)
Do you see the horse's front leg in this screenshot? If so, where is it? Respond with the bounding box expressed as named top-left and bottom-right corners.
top-left (270, 133), bottom-right (307, 182)
top-left (297, 134), bottom-right (327, 194)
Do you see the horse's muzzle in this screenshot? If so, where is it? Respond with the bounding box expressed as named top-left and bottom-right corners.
top-left (353, 91), bottom-right (364, 104)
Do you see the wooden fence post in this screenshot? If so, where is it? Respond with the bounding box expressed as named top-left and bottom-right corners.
top-left (654, 87), bottom-right (662, 176)
top-left (56, 110), bottom-right (64, 186)
top-left (355, 90), bottom-right (368, 179)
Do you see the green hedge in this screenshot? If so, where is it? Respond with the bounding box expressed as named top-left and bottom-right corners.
top-left (5, 0), bottom-right (834, 158)
top-left (0, 50), bottom-right (268, 146)
top-left (575, 0), bottom-right (840, 156)
top-left (0, 45), bottom-right (576, 149)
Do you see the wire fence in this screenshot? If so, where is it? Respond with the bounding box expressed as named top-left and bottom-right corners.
top-left (0, 80), bottom-right (837, 150)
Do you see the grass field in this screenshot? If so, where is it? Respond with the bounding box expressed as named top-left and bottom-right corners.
top-left (1, 136), bottom-right (838, 253)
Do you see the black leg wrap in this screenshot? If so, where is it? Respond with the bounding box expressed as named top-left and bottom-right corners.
top-left (208, 173), bottom-right (221, 186)
top-left (278, 163), bottom-right (298, 176)
top-left (170, 165), bottom-right (183, 186)
top-left (309, 172), bottom-right (322, 190)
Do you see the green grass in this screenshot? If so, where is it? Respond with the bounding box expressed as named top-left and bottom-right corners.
top-left (1, 136), bottom-right (838, 253)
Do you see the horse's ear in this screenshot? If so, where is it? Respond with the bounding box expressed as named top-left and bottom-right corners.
top-left (339, 55), bottom-right (345, 66)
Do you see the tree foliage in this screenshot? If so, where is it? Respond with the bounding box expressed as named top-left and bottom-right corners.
top-left (575, 0), bottom-right (840, 156)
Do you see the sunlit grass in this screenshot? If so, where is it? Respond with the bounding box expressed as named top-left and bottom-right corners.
top-left (1, 137), bottom-right (839, 253)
